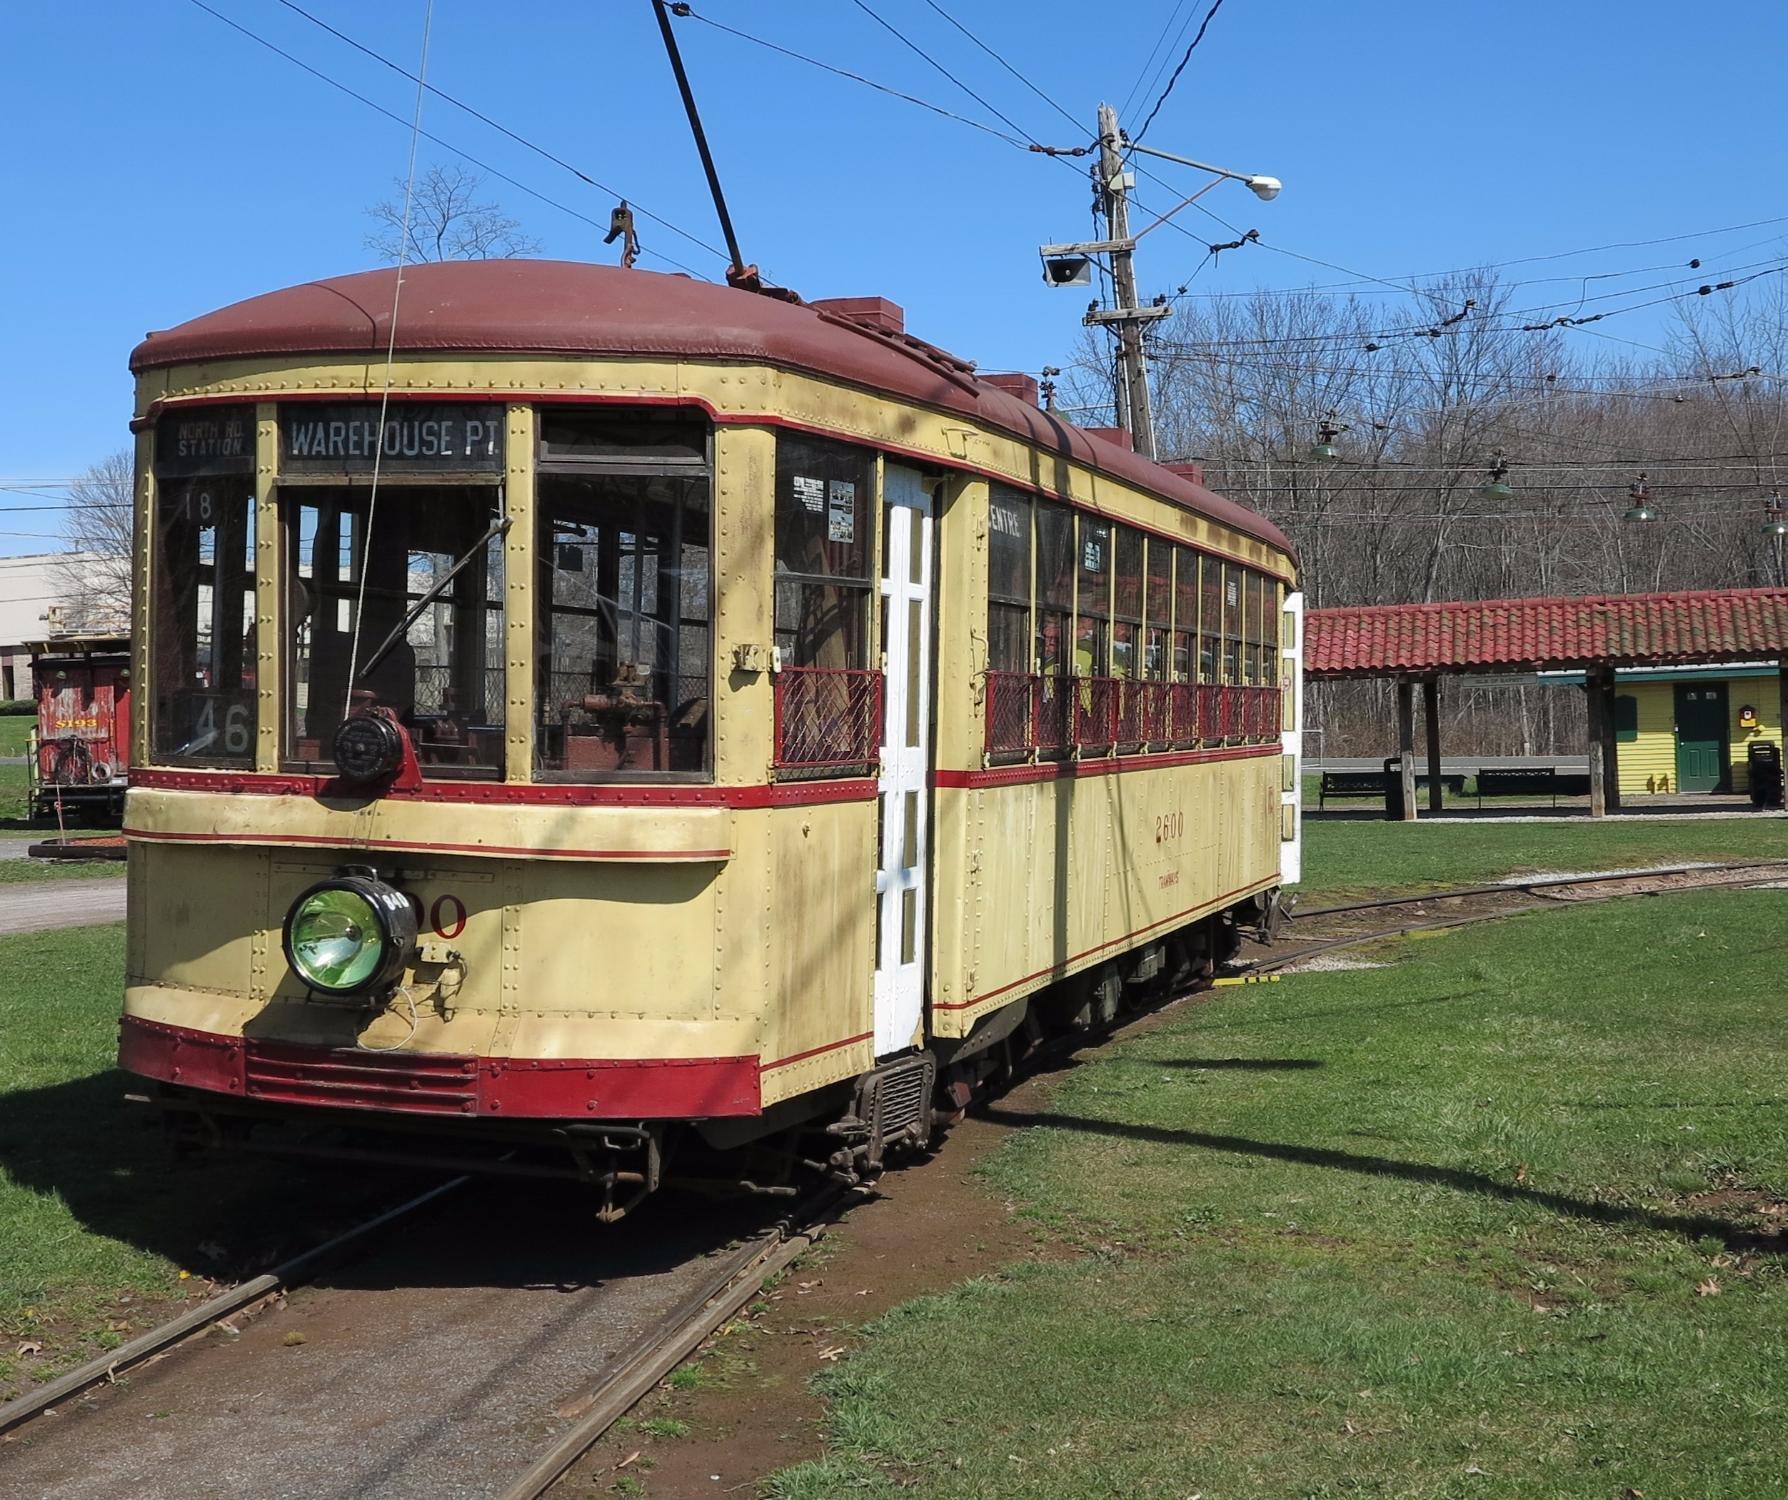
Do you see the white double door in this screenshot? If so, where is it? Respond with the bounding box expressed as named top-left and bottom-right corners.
top-left (873, 466), bottom-right (933, 1057)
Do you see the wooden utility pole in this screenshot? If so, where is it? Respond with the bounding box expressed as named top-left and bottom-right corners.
top-left (1091, 104), bottom-right (1163, 460)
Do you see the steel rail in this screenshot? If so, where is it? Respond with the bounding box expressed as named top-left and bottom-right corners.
top-left (1249, 862), bottom-right (1788, 974)
top-left (0, 1175), bottom-right (468, 1435)
top-left (496, 1188), bottom-right (851, 1500)
top-left (1289, 858), bottom-right (1788, 921)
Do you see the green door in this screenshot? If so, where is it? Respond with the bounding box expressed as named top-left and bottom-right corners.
top-left (1674, 683), bottom-right (1728, 792)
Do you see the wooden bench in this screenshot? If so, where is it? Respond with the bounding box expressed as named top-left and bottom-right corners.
top-left (1475, 768), bottom-right (1590, 806)
top-left (1318, 770), bottom-right (1386, 807)
top-left (1319, 770), bottom-right (1468, 809)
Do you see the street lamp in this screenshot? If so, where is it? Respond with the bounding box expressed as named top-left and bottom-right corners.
top-left (1310, 412), bottom-right (1346, 463)
top-left (1480, 451), bottom-right (1514, 501)
top-left (1125, 141), bottom-right (1283, 200)
top-left (1762, 490), bottom-right (1788, 538)
top-left (1623, 472), bottom-right (1657, 523)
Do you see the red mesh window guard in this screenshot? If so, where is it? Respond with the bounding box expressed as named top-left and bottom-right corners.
top-left (1034, 674), bottom-right (1073, 756)
top-left (984, 670), bottom-right (1035, 756)
top-left (1168, 682), bottom-right (1198, 746)
top-left (773, 667), bottom-right (883, 773)
top-left (1075, 677), bottom-right (1119, 751)
top-left (1136, 681), bottom-right (1169, 745)
top-left (1196, 683), bottom-right (1222, 743)
top-left (1219, 685), bottom-right (1243, 741)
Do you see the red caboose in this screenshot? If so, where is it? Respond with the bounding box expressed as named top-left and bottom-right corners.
top-left (28, 635), bottom-right (131, 823)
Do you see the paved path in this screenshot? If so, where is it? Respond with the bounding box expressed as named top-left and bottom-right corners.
top-left (0, 877), bottom-right (126, 934)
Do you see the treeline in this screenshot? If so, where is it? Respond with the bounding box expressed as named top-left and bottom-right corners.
top-left (1066, 268), bottom-right (1788, 754)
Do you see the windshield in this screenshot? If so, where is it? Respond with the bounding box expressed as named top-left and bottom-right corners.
top-left (285, 486), bottom-right (505, 776)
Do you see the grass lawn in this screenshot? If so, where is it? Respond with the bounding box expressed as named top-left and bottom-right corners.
top-left (0, 924), bottom-right (414, 1399)
top-left (0, 716), bottom-right (30, 757)
top-left (773, 891), bottom-right (1787, 1499)
top-left (1299, 814), bottom-right (1788, 906)
top-left (0, 763), bottom-right (124, 880)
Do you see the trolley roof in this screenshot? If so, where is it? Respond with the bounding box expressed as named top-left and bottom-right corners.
top-left (130, 260), bottom-right (1291, 555)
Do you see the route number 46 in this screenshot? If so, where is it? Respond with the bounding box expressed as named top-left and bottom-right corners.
top-left (193, 697), bottom-right (253, 755)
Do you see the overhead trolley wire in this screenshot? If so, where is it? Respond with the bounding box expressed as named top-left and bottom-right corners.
top-left (846, 0), bottom-right (1048, 149)
top-left (185, 0), bottom-right (719, 276)
top-left (1120, 0), bottom-right (1196, 119)
top-left (670, 4), bottom-right (1032, 150)
top-left (270, 0), bottom-right (724, 268)
top-left (1129, 0), bottom-right (1226, 145)
top-left (916, 0), bottom-right (1084, 135)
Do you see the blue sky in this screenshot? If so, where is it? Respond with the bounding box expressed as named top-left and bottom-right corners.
top-left (2, 0), bottom-right (1784, 555)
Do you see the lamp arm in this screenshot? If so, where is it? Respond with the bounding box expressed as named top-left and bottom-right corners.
top-left (1123, 140), bottom-right (1262, 184)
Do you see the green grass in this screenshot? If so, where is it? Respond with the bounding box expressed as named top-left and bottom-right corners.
top-left (0, 762), bottom-right (126, 879)
top-left (0, 924), bottom-right (411, 1397)
top-left (1300, 814), bottom-right (1788, 905)
top-left (773, 892), bottom-right (1787, 1499)
top-left (0, 717), bottom-right (30, 757)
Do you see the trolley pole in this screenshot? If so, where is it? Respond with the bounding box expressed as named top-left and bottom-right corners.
top-left (1095, 103), bottom-right (1159, 461)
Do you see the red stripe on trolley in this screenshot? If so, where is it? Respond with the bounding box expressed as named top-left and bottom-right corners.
top-left (764, 1031), bottom-right (874, 1071)
top-left (932, 876), bottom-right (1276, 1011)
top-left (130, 768), bottom-right (877, 809)
top-left (932, 742), bottom-right (1278, 789)
top-left (122, 827), bottom-right (733, 861)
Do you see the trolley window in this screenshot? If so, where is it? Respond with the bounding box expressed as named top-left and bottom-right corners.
top-left (283, 487), bottom-right (505, 777)
top-left (1246, 571), bottom-right (1276, 686)
top-left (775, 435), bottom-right (872, 668)
top-left (1144, 539), bottom-right (1171, 680)
top-left (1200, 554), bottom-right (1223, 682)
top-left (987, 484), bottom-right (1031, 673)
top-left (1035, 501), bottom-right (1074, 677)
top-left (150, 405), bottom-right (257, 765)
top-left (1111, 526), bottom-right (1142, 679)
top-left (534, 473), bottom-right (712, 778)
top-left (1222, 565), bottom-right (1244, 684)
top-left (1075, 517), bottom-right (1110, 676)
top-left (1172, 547), bottom-right (1196, 681)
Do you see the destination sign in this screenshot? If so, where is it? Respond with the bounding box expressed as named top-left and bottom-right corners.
top-left (279, 403), bottom-right (504, 473)
top-left (154, 406), bottom-right (255, 478)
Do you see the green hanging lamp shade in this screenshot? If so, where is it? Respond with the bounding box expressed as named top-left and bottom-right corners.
top-left (1624, 472), bottom-right (1656, 523)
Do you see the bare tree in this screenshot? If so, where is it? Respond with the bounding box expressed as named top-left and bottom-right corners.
top-left (365, 164), bottom-right (542, 264)
top-left (57, 449), bottom-right (134, 633)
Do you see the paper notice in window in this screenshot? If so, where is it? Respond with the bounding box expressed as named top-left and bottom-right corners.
top-left (794, 475), bottom-right (824, 513)
top-left (827, 480), bottom-right (856, 542)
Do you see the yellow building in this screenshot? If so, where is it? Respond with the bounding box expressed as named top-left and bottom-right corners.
top-left (1609, 665), bottom-right (1783, 796)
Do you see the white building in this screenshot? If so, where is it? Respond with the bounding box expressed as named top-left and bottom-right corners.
top-left (0, 552), bottom-right (128, 700)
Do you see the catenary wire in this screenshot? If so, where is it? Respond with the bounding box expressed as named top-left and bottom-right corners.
top-left (916, 0), bottom-right (1085, 135)
top-left (847, 0), bottom-right (1046, 147)
top-left (1130, 0), bottom-right (1225, 145)
top-left (183, 0), bottom-right (715, 277)
top-left (273, 0), bottom-right (726, 265)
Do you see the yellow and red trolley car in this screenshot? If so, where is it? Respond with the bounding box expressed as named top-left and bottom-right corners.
top-left (120, 261), bottom-right (1301, 1215)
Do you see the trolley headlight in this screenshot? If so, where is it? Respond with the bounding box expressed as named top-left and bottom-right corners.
top-left (282, 875), bottom-right (418, 996)
top-left (333, 712), bottom-right (405, 785)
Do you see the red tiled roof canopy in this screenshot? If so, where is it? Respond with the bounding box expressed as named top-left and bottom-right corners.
top-left (1307, 588), bottom-right (1788, 678)
top-left (130, 260), bottom-right (1290, 555)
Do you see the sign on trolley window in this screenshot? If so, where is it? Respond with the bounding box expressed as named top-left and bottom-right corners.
top-left (279, 403), bottom-right (504, 474)
top-left (152, 405), bottom-right (259, 766)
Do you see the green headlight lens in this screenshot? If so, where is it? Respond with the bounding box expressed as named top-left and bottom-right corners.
top-left (289, 887), bottom-right (386, 992)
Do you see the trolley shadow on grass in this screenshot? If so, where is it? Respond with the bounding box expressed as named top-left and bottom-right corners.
top-left (977, 1103), bottom-right (1787, 1257)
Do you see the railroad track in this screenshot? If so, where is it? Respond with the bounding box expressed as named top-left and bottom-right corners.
top-left (1243, 858), bottom-right (1788, 974)
top-left (0, 1171), bottom-right (850, 1499)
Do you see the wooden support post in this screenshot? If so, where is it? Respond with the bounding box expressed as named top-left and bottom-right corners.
top-left (1601, 667), bottom-right (1621, 813)
top-left (1586, 671), bottom-right (1607, 817)
top-left (1423, 675), bottom-right (1443, 813)
top-left (1396, 677), bottom-right (1417, 821)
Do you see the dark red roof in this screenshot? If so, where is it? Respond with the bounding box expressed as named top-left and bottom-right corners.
top-left (131, 260), bottom-right (1290, 555)
top-left (1308, 587), bottom-right (1788, 677)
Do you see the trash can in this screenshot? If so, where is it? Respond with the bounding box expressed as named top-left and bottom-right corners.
top-left (1747, 740), bottom-right (1783, 809)
top-left (1383, 755), bottom-right (1405, 820)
